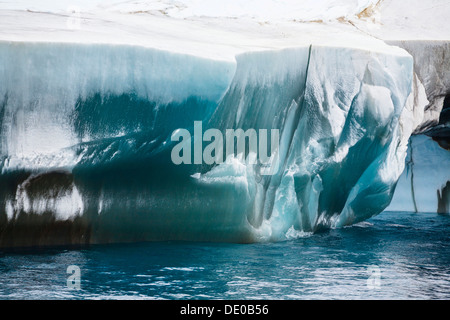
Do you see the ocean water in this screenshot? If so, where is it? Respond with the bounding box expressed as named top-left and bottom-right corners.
top-left (0, 211), bottom-right (449, 300)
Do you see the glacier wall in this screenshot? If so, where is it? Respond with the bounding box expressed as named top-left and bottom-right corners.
top-left (0, 40), bottom-right (415, 247)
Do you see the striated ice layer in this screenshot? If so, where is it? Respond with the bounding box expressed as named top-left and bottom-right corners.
top-left (387, 41), bottom-right (450, 133)
top-left (0, 39), bottom-right (416, 247)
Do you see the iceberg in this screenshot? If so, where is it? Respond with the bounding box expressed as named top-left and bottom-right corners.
top-left (0, 0), bottom-right (448, 247)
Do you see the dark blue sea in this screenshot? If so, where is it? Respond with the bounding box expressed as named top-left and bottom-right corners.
top-left (1, 211), bottom-right (449, 300)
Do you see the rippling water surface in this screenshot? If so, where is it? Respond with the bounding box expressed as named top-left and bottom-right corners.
top-left (1, 211), bottom-right (450, 300)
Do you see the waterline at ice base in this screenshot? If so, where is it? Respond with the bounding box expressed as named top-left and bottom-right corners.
top-left (0, 0), bottom-right (449, 248)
